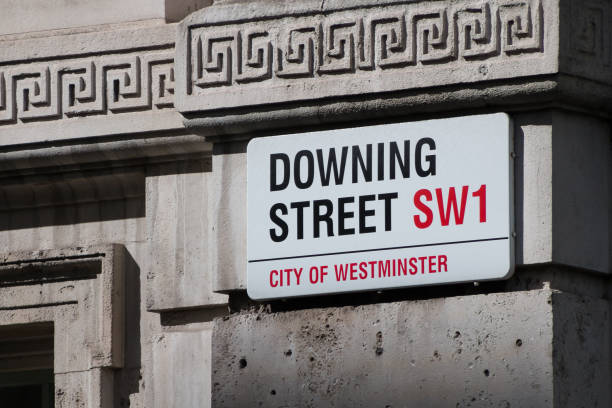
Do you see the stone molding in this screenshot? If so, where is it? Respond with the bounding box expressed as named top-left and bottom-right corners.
top-left (0, 52), bottom-right (175, 124)
top-left (0, 245), bottom-right (126, 407)
top-left (177, 0), bottom-right (550, 112)
top-left (1, 1), bottom-right (611, 148)
top-left (0, 23), bottom-right (183, 147)
top-left (175, 0), bottom-right (612, 139)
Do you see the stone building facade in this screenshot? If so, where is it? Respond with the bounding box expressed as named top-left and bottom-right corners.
top-left (0, 0), bottom-right (610, 406)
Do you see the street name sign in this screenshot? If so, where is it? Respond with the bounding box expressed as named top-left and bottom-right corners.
top-left (247, 113), bottom-right (514, 300)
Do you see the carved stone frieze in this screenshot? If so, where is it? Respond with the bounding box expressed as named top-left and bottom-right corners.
top-left (0, 52), bottom-right (174, 125)
top-left (0, 23), bottom-right (184, 147)
top-left (176, 0), bottom-right (554, 113)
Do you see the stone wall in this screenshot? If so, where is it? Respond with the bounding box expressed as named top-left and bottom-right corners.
top-left (0, 0), bottom-right (610, 407)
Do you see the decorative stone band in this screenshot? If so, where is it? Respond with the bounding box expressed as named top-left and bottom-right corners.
top-left (0, 23), bottom-right (184, 148)
top-left (0, 52), bottom-right (174, 124)
top-left (176, 0), bottom-right (555, 113)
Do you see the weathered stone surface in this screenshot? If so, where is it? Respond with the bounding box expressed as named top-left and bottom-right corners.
top-left (0, 245), bottom-right (126, 370)
top-left (552, 291), bottom-right (611, 407)
top-left (177, 0), bottom-right (555, 112)
top-left (559, 0), bottom-right (612, 87)
top-left (0, 0), bottom-right (211, 36)
top-left (55, 368), bottom-right (114, 408)
top-left (516, 112), bottom-right (553, 266)
top-left (177, 0), bottom-right (612, 138)
top-left (0, 0), bottom-right (166, 35)
top-left (153, 320), bottom-right (216, 408)
top-left (0, 245), bottom-right (126, 407)
top-left (515, 111), bottom-right (611, 273)
top-left (0, 152), bottom-right (223, 407)
top-left (208, 142), bottom-right (247, 293)
top-left (213, 288), bottom-right (555, 407)
top-left (146, 156), bottom-right (228, 311)
top-left (0, 1), bottom-right (610, 407)
top-left (0, 134), bottom-right (210, 176)
top-left (0, 23), bottom-right (181, 147)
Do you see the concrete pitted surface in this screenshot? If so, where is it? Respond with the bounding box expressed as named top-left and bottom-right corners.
top-left (213, 290), bottom-right (554, 407)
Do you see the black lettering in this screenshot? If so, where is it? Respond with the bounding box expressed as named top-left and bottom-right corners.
top-left (269, 203), bottom-right (288, 242)
top-left (415, 138), bottom-right (436, 177)
top-left (313, 200), bottom-right (334, 238)
top-left (316, 147), bottom-right (348, 186)
top-left (270, 153), bottom-right (290, 191)
top-left (338, 196), bottom-right (355, 235)
top-left (294, 150), bottom-right (315, 189)
top-left (290, 201), bottom-right (310, 240)
top-left (377, 143), bottom-right (385, 181)
top-left (352, 145), bottom-right (372, 183)
top-left (359, 195), bottom-right (376, 234)
top-left (390, 140), bottom-right (410, 179)
top-left (378, 193), bottom-right (398, 231)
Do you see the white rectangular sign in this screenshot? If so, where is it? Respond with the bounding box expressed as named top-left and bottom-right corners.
top-left (247, 113), bottom-right (514, 300)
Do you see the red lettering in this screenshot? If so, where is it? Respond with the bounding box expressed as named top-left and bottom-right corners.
top-left (409, 257), bottom-right (417, 275)
top-left (438, 255), bottom-right (448, 272)
top-left (369, 261), bottom-right (377, 278)
top-left (398, 258), bottom-right (407, 276)
top-left (359, 262), bottom-right (368, 279)
top-left (413, 189), bottom-right (433, 229)
top-left (320, 265), bottom-right (328, 282)
top-left (295, 268), bottom-right (302, 285)
top-left (419, 256), bottom-right (427, 274)
top-left (436, 186), bottom-right (469, 226)
top-left (472, 184), bottom-right (487, 223)
top-left (429, 256), bottom-right (437, 273)
top-left (284, 268), bottom-right (292, 286)
top-left (378, 260), bottom-right (390, 277)
top-left (349, 263), bottom-right (358, 280)
top-left (270, 270), bottom-right (279, 287)
top-left (309, 266), bottom-right (318, 284)
top-left (334, 264), bottom-right (349, 281)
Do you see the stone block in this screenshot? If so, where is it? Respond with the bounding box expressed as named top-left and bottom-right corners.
top-left (552, 290), bottom-right (611, 407)
top-left (0, 0), bottom-right (212, 35)
top-left (55, 368), bottom-right (114, 408)
top-left (0, 23), bottom-right (182, 150)
top-left (146, 156), bottom-right (228, 311)
top-left (550, 112), bottom-right (611, 273)
top-left (208, 142), bottom-right (247, 293)
top-left (515, 111), bottom-right (611, 273)
top-left (516, 112), bottom-right (554, 265)
top-left (0, 245), bottom-right (127, 407)
top-left (165, 0), bottom-right (213, 23)
top-left (153, 321), bottom-right (215, 408)
top-left (177, 0), bottom-right (612, 138)
top-left (177, 0), bottom-right (556, 112)
top-left (212, 289), bottom-right (555, 407)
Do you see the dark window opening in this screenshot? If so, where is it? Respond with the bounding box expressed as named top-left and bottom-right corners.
top-left (0, 322), bottom-right (54, 408)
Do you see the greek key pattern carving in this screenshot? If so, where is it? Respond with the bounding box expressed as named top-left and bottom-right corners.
top-left (188, 0), bottom-right (543, 93)
top-left (0, 52), bottom-right (175, 125)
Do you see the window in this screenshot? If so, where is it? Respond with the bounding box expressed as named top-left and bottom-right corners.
top-left (0, 323), bottom-right (54, 408)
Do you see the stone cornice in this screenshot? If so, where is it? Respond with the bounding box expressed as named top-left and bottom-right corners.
top-left (177, 0), bottom-right (552, 111)
top-left (176, 0), bottom-right (612, 139)
top-left (0, 23), bottom-right (182, 147)
top-left (0, 0), bottom-right (610, 163)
